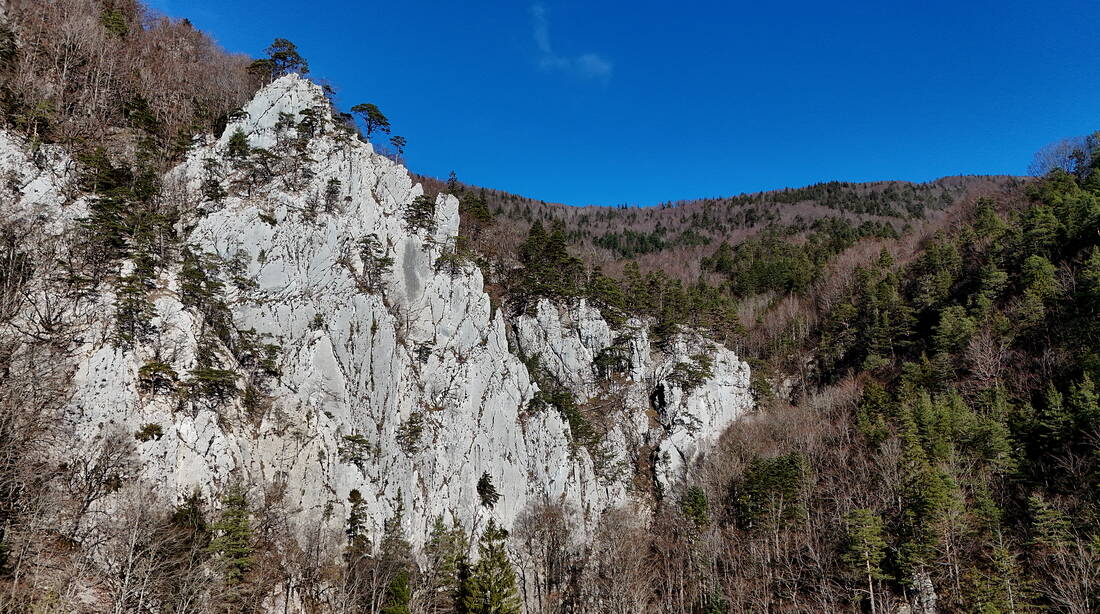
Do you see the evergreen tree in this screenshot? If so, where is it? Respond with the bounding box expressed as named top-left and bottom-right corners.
top-left (842, 508), bottom-right (888, 614)
top-left (477, 472), bottom-right (500, 508)
top-left (463, 520), bottom-right (521, 614)
top-left (207, 486), bottom-right (254, 590)
top-left (227, 128), bottom-right (250, 160)
top-left (257, 38), bottom-right (309, 78)
top-left (352, 103), bottom-right (391, 140)
top-left (390, 135), bottom-right (407, 157)
top-left (424, 516), bottom-right (471, 613)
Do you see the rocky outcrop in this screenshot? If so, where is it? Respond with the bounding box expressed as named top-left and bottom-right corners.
top-left (1, 75), bottom-right (753, 553)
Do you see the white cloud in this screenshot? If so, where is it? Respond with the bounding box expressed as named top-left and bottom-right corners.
top-left (531, 3), bottom-right (613, 81)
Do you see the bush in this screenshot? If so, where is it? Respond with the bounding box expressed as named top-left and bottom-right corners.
top-left (138, 360), bottom-right (178, 394)
top-left (134, 423), bottom-right (164, 442)
top-left (187, 346), bottom-right (238, 404)
top-left (396, 412), bottom-right (424, 454)
top-left (667, 353), bottom-right (715, 394)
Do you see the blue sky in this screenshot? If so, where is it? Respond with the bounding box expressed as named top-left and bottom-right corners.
top-left (146, 0), bottom-right (1100, 207)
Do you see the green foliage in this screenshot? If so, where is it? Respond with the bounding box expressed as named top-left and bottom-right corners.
top-left (842, 508), bottom-right (888, 582)
top-left (253, 38), bottom-right (309, 80)
top-left (404, 194), bottom-right (437, 234)
top-left (323, 177), bottom-right (342, 212)
top-left (201, 157), bottom-right (227, 203)
top-left (459, 192), bottom-right (495, 230)
top-left (435, 236), bottom-right (477, 276)
top-left (99, 8), bottom-right (129, 37)
top-left (593, 336), bottom-right (632, 380)
top-left (729, 453), bottom-right (806, 532)
top-left (226, 128), bottom-right (250, 160)
top-left (379, 503), bottom-right (414, 614)
top-left (138, 360), bottom-right (178, 394)
top-left (207, 486), bottom-right (254, 587)
top-left (356, 233), bottom-right (394, 293)
top-left (179, 247), bottom-right (232, 343)
top-left (352, 103), bottom-right (390, 139)
top-left (381, 570), bottom-right (412, 614)
top-left (704, 219), bottom-right (896, 298)
top-left (462, 520), bottom-right (521, 614)
top-left (339, 434), bottom-right (372, 471)
top-left (477, 472), bottom-right (500, 508)
top-left (112, 271), bottom-right (157, 349)
top-left (389, 135), bottom-right (407, 156)
top-left (818, 252), bottom-right (914, 377)
top-left (187, 345), bottom-right (238, 404)
top-left (524, 357), bottom-right (601, 451)
top-left (231, 328), bottom-right (282, 380)
top-left (679, 486), bottom-right (710, 528)
top-left (396, 412), bottom-right (424, 454)
top-left (771, 180), bottom-right (935, 216)
top-left (424, 516), bottom-right (471, 613)
top-left (667, 353), bottom-right (715, 394)
top-left (345, 489), bottom-right (369, 551)
top-left (510, 220), bottom-right (585, 307)
top-left (133, 423), bottom-right (164, 442)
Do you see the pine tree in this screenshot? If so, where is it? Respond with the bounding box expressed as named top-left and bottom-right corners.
top-left (381, 570), bottom-right (412, 614)
top-left (378, 501), bottom-right (415, 614)
top-left (477, 472), bottom-right (500, 508)
top-left (424, 516), bottom-right (471, 613)
top-left (463, 520), bottom-right (521, 614)
top-left (207, 486), bottom-right (254, 589)
top-left (352, 103), bottom-right (391, 140)
top-left (261, 38), bottom-right (309, 77)
top-left (227, 128), bottom-right (250, 160)
top-left (842, 508), bottom-right (888, 614)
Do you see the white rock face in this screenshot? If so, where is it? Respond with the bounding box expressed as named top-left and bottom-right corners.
top-left (1, 75), bottom-right (753, 554)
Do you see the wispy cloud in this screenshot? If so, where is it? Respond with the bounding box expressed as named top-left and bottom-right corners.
top-left (531, 3), bottom-right (613, 81)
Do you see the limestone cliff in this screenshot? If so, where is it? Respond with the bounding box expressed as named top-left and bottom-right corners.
top-left (0, 75), bottom-right (753, 554)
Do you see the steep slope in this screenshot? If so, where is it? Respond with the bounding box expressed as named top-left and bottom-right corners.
top-left (2, 74), bottom-right (751, 565)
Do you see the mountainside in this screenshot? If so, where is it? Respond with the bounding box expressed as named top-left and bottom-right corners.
top-left (4, 2), bottom-right (1100, 614)
top-left (0, 73), bottom-right (751, 608)
top-left (418, 172), bottom-right (1020, 281)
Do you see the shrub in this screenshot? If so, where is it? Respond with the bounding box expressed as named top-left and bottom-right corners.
top-left (396, 412), bottom-right (424, 454)
top-left (138, 360), bottom-right (178, 394)
top-left (134, 423), bottom-right (164, 442)
top-left (226, 129), bottom-right (250, 160)
top-left (187, 346), bottom-right (238, 404)
top-left (667, 353), bottom-right (715, 394)
top-left (357, 233), bottom-right (394, 292)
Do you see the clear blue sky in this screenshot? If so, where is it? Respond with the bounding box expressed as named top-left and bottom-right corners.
top-left (146, 0), bottom-right (1100, 207)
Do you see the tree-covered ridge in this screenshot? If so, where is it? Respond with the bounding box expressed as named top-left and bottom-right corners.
top-left (420, 171), bottom-right (1017, 285)
top-left (664, 145), bottom-right (1100, 612)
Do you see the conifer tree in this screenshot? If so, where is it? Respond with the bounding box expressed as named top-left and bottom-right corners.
top-left (842, 508), bottom-right (888, 614)
top-left (258, 38), bottom-right (309, 78)
top-left (352, 103), bottom-right (391, 140)
top-left (423, 516), bottom-right (471, 613)
top-left (477, 472), bottom-right (500, 508)
top-left (463, 520), bottom-right (521, 614)
top-left (379, 501), bottom-right (414, 614)
top-left (227, 128), bottom-right (250, 160)
top-left (207, 486), bottom-right (254, 591)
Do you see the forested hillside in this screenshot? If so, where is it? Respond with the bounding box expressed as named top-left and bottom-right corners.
top-left (0, 1), bottom-right (1098, 613)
